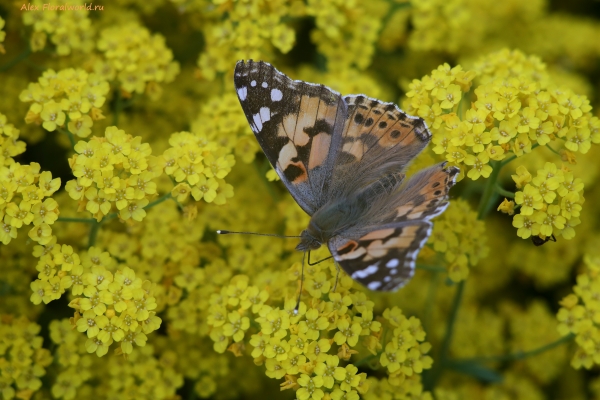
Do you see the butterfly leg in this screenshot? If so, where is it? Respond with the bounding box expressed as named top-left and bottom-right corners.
top-left (307, 252), bottom-right (333, 266)
top-left (294, 251), bottom-right (306, 315)
top-left (332, 261), bottom-right (341, 293)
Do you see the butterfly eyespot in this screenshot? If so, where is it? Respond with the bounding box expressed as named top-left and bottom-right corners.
top-left (378, 121), bottom-right (387, 129)
top-left (390, 130), bottom-right (401, 138)
top-left (354, 113), bottom-right (365, 124)
top-left (434, 190), bottom-right (442, 196)
top-left (365, 118), bottom-right (374, 127)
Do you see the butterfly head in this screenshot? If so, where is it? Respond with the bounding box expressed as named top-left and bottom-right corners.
top-left (296, 229), bottom-right (322, 252)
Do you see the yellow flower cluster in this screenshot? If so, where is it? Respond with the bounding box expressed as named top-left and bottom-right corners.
top-left (404, 49), bottom-right (599, 182)
top-left (202, 260), bottom-right (433, 400)
top-left (1, 114), bottom-right (61, 245)
top-left (409, 0), bottom-right (474, 53)
top-left (0, 316), bottom-right (53, 400)
top-left (427, 199), bottom-right (489, 282)
top-left (557, 254), bottom-right (600, 370)
top-left (48, 319), bottom-right (182, 399)
top-left (22, 0), bottom-right (94, 54)
top-left (165, 131), bottom-right (235, 205)
top-left (19, 68), bottom-right (109, 137)
top-left (64, 127), bottom-right (161, 222)
top-left (511, 162), bottom-right (583, 240)
top-left (408, 0), bottom-right (543, 55)
top-left (191, 93), bottom-right (259, 164)
top-left (502, 301), bottom-right (568, 384)
top-left (306, 0), bottom-right (384, 71)
top-left (189, 0), bottom-right (297, 80)
top-left (30, 243), bottom-right (161, 357)
top-left (48, 318), bottom-right (95, 398)
top-left (96, 23), bottom-right (180, 99)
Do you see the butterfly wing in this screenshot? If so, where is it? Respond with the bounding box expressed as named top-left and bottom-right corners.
top-left (329, 95), bottom-right (432, 199)
top-left (234, 60), bottom-right (346, 215)
top-left (326, 163), bottom-right (459, 291)
top-left (391, 162), bottom-right (460, 223)
top-left (328, 221), bottom-right (432, 291)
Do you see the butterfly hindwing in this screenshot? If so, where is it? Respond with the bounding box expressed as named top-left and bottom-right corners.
top-left (328, 221), bottom-right (433, 291)
top-left (234, 60), bottom-right (346, 215)
top-left (392, 162), bottom-right (460, 222)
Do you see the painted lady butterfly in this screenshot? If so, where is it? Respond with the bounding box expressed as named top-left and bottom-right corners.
top-left (233, 60), bottom-right (459, 291)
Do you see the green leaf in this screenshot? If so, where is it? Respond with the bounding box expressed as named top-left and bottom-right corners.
top-left (446, 361), bottom-right (503, 383)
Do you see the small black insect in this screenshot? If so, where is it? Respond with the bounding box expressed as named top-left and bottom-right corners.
top-left (531, 234), bottom-right (556, 246)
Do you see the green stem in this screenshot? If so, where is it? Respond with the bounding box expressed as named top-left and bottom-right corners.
top-left (416, 264), bottom-right (447, 273)
top-left (57, 127), bottom-right (76, 150)
top-left (113, 87), bottom-right (122, 126)
top-left (423, 271), bottom-right (441, 334)
top-left (426, 280), bottom-right (465, 389)
top-left (88, 221), bottom-right (101, 248)
top-left (499, 143), bottom-right (540, 168)
top-left (354, 353), bottom-right (378, 367)
top-left (450, 333), bottom-right (574, 364)
top-left (0, 46), bottom-right (32, 72)
top-left (145, 192), bottom-right (173, 210)
top-left (477, 161), bottom-right (501, 220)
top-left (57, 217), bottom-right (96, 224)
top-left (494, 184), bottom-right (515, 199)
top-left (545, 144), bottom-right (561, 156)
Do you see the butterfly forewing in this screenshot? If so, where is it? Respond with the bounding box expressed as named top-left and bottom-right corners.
top-left (234, 60), bottom-right (346, 215)
top-left (328, 221), bottom-right (433, 291)
top-left (329, 95), bottom-right (432, 197)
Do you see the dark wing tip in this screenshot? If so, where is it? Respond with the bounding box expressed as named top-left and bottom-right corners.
top-left (413, 117), bottom-right (432, 143)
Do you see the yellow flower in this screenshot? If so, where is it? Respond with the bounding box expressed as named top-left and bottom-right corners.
top-left (297, 374), bottom-right (324, 400)
top-left (515, 184), bottom-right (543, 215)
top-left (333, 319), bottom-right (361, 347)
top-left (464, 152), bottom-right (492, 180)
top-left (497, 198), bottom-right (515, 215)
top-left (40, 101), bottom-right (66, 132)
top-left (512, 214), bottom-right (540, 239)
top-left (333, 363), bottom-right (361, 392)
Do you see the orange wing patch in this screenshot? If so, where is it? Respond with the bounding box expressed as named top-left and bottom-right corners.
top-left (338, 96), bottom-right (430, 163)
top-left (328, 221), bottom-right (433, 292)
top-left (394, 163), bottom-right (459, 222)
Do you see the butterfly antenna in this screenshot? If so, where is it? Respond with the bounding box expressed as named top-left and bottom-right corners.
top-left (216, 230), bottom-right (301, 238)
top-left (294, 251), bottom-right (306, 315)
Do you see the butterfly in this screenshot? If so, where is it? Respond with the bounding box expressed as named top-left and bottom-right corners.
top-left (233, 60), bottom-right (459, 292)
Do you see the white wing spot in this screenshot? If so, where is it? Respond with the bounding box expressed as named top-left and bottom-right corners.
top-left (237, 86), bottom-right (247, 101)
top-left (384, 276), bottom-right (392, 282)
top-left (262, 81), bottom-right (268, 88)
top-left (251, 80), bottom-right (257, 87)
top-left (391, 269), bottom-right (398, 275)
top-left (252, 113), bottom-right (263, 132)
top-left (351, 264), bottom-right (378, 279)
top-left (271, 88), bottom-right (283, 102)
top-left (368, 281), bottom-right (382, 290)
top-left (259, 107), bottom-right (271, 123)
top-left (386, 259), bottom-right (399, 268)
